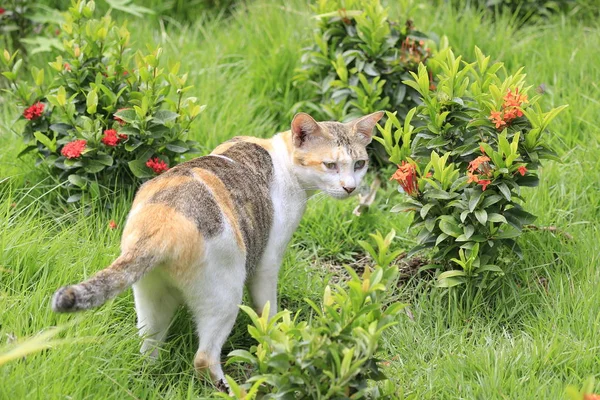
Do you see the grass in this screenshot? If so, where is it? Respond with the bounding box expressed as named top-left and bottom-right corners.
top-left (1, 0), bottom-right (600, 398)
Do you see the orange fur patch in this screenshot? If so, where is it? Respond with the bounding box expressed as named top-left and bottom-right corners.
top-left (122, 204), bottom-right (204, 280)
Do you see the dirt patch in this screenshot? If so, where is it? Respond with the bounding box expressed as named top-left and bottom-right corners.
top-left (322, 252), bottom-right (434, 286)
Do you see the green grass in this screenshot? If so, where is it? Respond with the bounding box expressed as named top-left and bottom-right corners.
top-left (1, 0), bottom-right (600, 398)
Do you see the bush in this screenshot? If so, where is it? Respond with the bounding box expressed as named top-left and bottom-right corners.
top-left (0, 0), bottom-right (204, 203)
top-left (0, 0), bottom-right (63, 62)
top-left (379, 47), bottom-right (567, 289)
top-left (217, 231), bottom-right (406, 399)
top-left (294, 0), bottom-right (431, 126)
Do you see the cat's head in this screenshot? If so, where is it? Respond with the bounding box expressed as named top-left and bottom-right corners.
top-left (290, 111), bottom-right (384, 199)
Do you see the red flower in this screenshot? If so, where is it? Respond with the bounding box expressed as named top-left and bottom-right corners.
top-left (478, 179), bottom-right (491, 191)
top-left (517, 166), bottom-right (527, 176)
top-left (0, 8), bottom-right (5, 15)
top-left (390, 161), bottom-right (419, 197)
top-left (479, 144), bottom-right (486, 155)
top-left (146, 157), bottom-right (169, 174)
top-left (64, 63), bottom-right (71, 72)
top-left (61, 140), bottom-right (87, 159)
top-left (23, 102), bottom-right (45, 120)
top-left (109, 220), bottom-right (118, 230)
top-left (101, 129), bottom-right (122, 147)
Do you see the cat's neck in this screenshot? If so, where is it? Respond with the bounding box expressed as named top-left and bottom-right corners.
top-left (269, 131), bottom-right (312, 197)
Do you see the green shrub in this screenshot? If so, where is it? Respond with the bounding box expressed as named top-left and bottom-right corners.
top-left (217, 230), bottom-right (406, 399)
top-left (294, 0), bottom-right (431, 123)
top-left (379, 47), bottom-right (567, 289)
top-left (450, 0), bottom-right (597, 24)
top-left (0, 0), bottom-right (203, 203)
top-left (0, 0), bottom-right (63, 62)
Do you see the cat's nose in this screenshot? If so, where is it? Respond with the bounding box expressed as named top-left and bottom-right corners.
top-left (343, 186), bottom-right (355, 194)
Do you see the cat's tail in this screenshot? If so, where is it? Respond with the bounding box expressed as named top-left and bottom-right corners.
top-left (51, 250), bottom-right (158, 313)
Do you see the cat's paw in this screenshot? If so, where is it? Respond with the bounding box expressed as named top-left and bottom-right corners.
top-left (215, 378), bottom-right (230, 393)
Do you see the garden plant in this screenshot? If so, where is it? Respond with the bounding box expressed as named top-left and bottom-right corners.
top-left (1, 0), bottom-right (203, 203)
top-left (380, 47), bottom-right (567, 289)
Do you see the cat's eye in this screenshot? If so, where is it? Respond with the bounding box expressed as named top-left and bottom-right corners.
top-left (354, 160), bottom-right (366, 170)
top-left (323, 162), bottom-right (337, 170)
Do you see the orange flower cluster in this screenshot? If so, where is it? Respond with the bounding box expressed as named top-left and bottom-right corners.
top-left (390, 161), bottom-right (419, 197)
top-left (467, 155), bottom-right (493, 191)
top-left (489, 88), bottom-right (528, 130)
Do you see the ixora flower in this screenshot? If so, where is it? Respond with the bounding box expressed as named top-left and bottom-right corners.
top-left (0, 8), bottom-right (6, 15)
top-left (478, 179), bottom-right (491, 191)
top-left (468, 156), bottom-right (491, 175)
top-left (61, 140), bottom-right (87, 159)
top-left (101, 129), bottom-right (124, 147)
top-left (390, 161), bottom-right (419, 197)
top-left (146, 157), bottom-right (169, 174)
top-left (23, 102), bottom-right (45, 120)
top-left (517, 165), bottom-right (527, 176)
top-left (489, 87), bottom-right (529, 130)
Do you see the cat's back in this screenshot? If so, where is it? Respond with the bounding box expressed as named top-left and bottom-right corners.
top-left (128, 138), bottom-right (275, 272)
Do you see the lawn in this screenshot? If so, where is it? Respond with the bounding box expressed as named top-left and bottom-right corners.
top-left (1, 0), bottom-right (599, 398)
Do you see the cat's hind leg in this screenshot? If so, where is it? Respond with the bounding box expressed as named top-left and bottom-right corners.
top-left (133, 269), bottom-right (181, 358)
top-left (183, 238), bottom-right (246, 392)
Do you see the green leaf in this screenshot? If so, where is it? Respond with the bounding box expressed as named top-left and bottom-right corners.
top-left (128, 159), bottom-right (153, 178)
top-left (33, 131), bottom-right (56, 152)
top-left (165, 141), bottom-right (188, 153)
top-left (153, 110), bottom-right (179, 124)
top-left (95, 154), bottom-right (114, 166)
top-left (487, 213), bottom-right (507, 224)
top-left (67, 174), bottom-right (87, 188)
top-left (86, 90), bottom-right (98, 114)
top-left (439, 218), bottom-right (462, 238)
top-left (114, 109), bottom-right (137, 124)
top-left (497, 182), bottom-right (512, 201)
top-left (420, 203), bottom-right (434, 219)
top-left (474, 209), bottom-right (488, 225)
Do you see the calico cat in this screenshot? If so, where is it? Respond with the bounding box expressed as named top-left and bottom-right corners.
top-left (51, 111), bottom-right (383, 390)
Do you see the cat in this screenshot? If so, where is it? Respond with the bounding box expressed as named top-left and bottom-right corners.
top-left (51, 111), bottom-right (383, 391)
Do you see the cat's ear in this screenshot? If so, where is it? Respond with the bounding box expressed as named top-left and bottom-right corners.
top-left (350, 111), bottom-right (385, 144)
top-left (291, 113), bottom-right (323, 147)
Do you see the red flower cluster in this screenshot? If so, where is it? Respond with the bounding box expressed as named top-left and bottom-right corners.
top-left (467, 155), bottom-right (493, 191)
top-left (61, 140), bottom-right (87, 159)
top-left (390, 161), bottom-right (419, 197)
top-left (146, 157), bottom-right (169, 174)
top-left (0, 8), bottom-right (5, 15)
top-left (101, 129), bottom-right (127, 147)
top-left (23, 102), bottom-right (45, 120)
top-left (489, 88), bottom-right (529, 130)
top-left (517, 165), bottom-right (527, 176)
